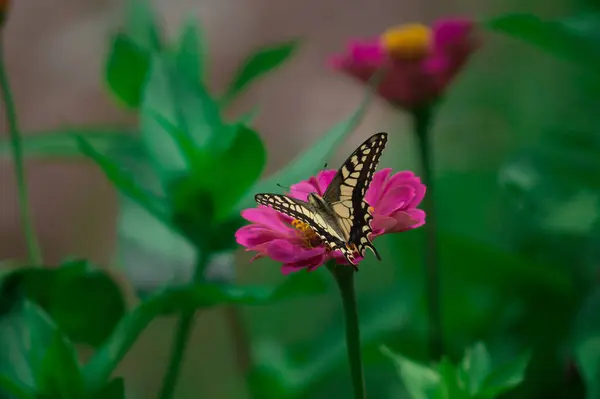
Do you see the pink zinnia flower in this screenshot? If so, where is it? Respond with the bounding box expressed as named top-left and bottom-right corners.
top-left (329, 18), bottom-right (479, 109)
top-left (236, 169), bottom-right (426, 274)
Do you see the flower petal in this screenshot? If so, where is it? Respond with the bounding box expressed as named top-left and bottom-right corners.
top-left (290, 181), bottom-right (317, 201)
top-left (371, 214), bottom-right (399, 234)
top-left (241, 207), bottom-right (294, 233)
top-left (377, 185), bottom-right (415, 216)
top-left (282, 251), bottom-right (328, 274)
top-left (316, 169), bottom-right (338, 194)
top-left (365, 168), bottom-right (392, 206)
top-left (266, 239), bottom-right (326, 264)
top-left (235, 225), bottom-right (281, 248)
top-left (389, 209), bottom-right (426, 232)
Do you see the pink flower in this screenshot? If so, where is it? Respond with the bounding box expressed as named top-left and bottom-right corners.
top-left (236, 169), bottom-right (426, 274)
top-left (328, 18), bottom-right (479, 109)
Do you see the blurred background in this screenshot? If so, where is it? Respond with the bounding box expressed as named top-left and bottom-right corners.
top-left (0, 0), bottom-right (599, 398)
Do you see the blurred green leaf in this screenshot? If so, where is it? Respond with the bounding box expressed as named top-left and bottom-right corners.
top-left (105, 34), bottom-right (150, 108)
top-left (175, 17), bottom-right (205, 83)
top-left (222, 40), bottom-right (299, 104)
top-left (380, 345), bottom-right (441, 399)
top-left (140, 55), bottom-right (227, 178)
top-left (124, 0), bottom-right (162, 51)
top-left (485, 13), bottom-right (600, 72)
top-left (437, 358), bottom-right (470, 399)
top-left (90, 378), bottom-right (126, 399)
top-left (237, 84), bottom-right (374, 211)
top-left (572, 287), bottom-right (600, 399)
top-left (193, 124), bottom-right (266, 221)
top-left (460, 342), bottom-right (492, 395)
top-left (576, 337), bottom-right (600, 399)
top-left (0, 375), bottom-right (35, 399)
top-left (0, 301), bottom-right (62, 397)
top-left (0, 260), bottom-right (126, 347)
top-left (83, 270), bottom-right (327, 392)
top-left (0, 128), bottom-right (139, 159)
top-left (76, 135), bottom-right (170, 225)
top-left (480, 351), bottom-right (530, 397)
top-left (37, 331), bottom-right (85, 399)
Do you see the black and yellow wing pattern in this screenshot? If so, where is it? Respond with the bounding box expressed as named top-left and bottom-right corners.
top-left (323, 132), bottom-right (387, 261)
top-left (254, 132), bottom-right (388, 267)
top-left (254, 193), bottom-right (348, 253)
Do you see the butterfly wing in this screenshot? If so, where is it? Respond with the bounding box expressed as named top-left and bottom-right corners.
top-left (254, 193), bottom-right (347, 255)
top-left (322, 132), bottom-right (388, 261)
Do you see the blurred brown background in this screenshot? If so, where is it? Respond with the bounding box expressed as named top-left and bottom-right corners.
top-left (0, 0), bottom-right (571, 397)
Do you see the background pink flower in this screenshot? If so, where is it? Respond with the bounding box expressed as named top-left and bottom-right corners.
top-left (236, 169), bottom-right (426, 274)
top-left (329, 18), bottom-right (479, 109)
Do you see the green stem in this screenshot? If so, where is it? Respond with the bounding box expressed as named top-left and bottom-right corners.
top-left (0, 40), bottom-right (42, 265)
top-left (158, 251), bottom-right (211, 399)
top-left (412, 106), bottom-right (443, 361)
top-left (328, 262), bottom-right (366, 399)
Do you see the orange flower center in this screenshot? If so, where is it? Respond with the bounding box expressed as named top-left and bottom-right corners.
top-left (380, 24), bottom-right (432, 60)
top-left (291, 219), bottom-right (324, 248)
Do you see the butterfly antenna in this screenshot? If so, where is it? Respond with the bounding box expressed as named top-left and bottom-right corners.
top-left (276, 183), bottom-right (290, 190)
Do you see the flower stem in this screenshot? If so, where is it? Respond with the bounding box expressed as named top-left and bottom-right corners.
top-left (328, 263), bottom-right (366, 399)
top-left (0, 40), bottom-right (42, 265)
top-left (158, 251), bottom-right (211, 399)
top-left (412, 106), bottom-right (443, 361)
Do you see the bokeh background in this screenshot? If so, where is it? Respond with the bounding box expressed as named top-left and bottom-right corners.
top-left (1, 0), bottom-right (599, 398)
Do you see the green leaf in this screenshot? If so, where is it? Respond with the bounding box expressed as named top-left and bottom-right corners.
top-left (573, 288), bottom-right (600, 399)
top-left (222, 40), bottom-right (299, 104)
top-left (76, 135), bottom-right (170, 225)
top-left (90, 378), bottom-right (126, 399)
top-left (0, 260), bottom-right (126, 347)
top-left (105, 34), bottom-right (151, 108)
top-left (140, 55), bottom-right (226, 178)
top-left (484, 13), bottom-right (600, 72)
top-left (0, 128), bottom-right (139, 159)
top-left (195, 124), bottom-right (266, 221)
top-left (237, 84), bottom-right (374, 211)
top-left (124, 0), bottom-right (162, 51)
top-left (437, 358), bottom-right (469, 399)
top-left (0, 301), bottom-right (61, 397)
top-left (36, 331), bottom-right (85, 399)
top-left (0, 375), bottom-right (35, 399)
top-left (480, 351), bottom-right (530, 397)
top-left (83, 271), bottom-right (327, 392)
top-left (460, 341), bottom-right (492, 395)
top-left (380, 345), bottom-right (441, 399)
top-left (175, 17), bottom-right (205, 83)
top-left (575, 337), bottom-right (600, 399)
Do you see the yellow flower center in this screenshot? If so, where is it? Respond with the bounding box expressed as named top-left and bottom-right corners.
top-left (380, 24), bottom-right (432, 60)
top-left (292, 219), bottom-right (323, 248)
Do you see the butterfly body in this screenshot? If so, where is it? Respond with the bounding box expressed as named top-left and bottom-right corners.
top-left (255, 132), bottom-right (388, 268)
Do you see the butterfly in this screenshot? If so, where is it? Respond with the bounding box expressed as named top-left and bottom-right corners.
top-left (254, 132), bottom-right (388, 269)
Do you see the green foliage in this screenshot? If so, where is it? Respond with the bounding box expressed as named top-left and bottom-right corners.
top-left (83, 270), bottom-right (328, 392)
top-left (484, 13), bottom-right (600, 73)
top-left (237, 84), bottom-right (374, 210)
top-left (0, 260), bottom-right (126, 347)
top-left (174, 17), bottom-right (205, 83)
top-left (105, 34), bottom-right (151, 108)
top-left (0, 128), bottom-right (138, 159)
top-left (90, 378), bottom-right (126, 399)
top-left (0, 301), bottom-right (85, 399)
top-left (380, 343), bottom-right (530, 399)
top-left (104, 0), bottom-right (163, 108)
top-left (221, 40), bottom-right (300, 104)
